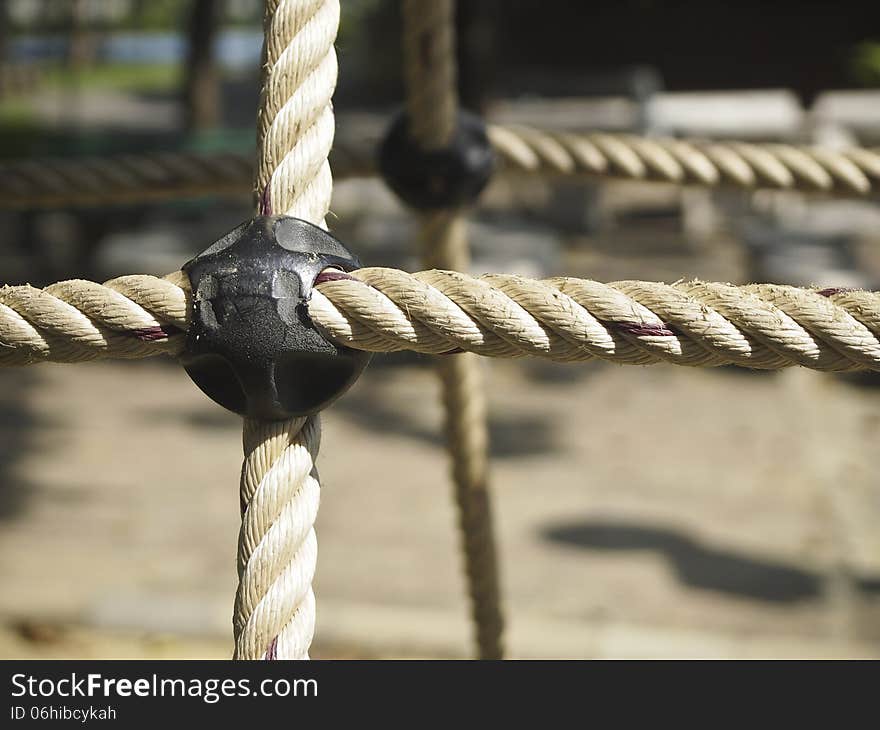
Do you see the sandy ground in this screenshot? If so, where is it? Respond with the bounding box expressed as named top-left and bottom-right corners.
top-left (0, 344), bottom-right (878, 658)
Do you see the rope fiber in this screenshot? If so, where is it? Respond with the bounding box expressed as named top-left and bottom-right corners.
top-left (5, 270), bottom-right (880, 373)
top-left (0, 272), bottom-right (188, 365)
top-left (308, 269), bottom-right (880, 372)
top-left (232, 0), bottom-right (341, 661)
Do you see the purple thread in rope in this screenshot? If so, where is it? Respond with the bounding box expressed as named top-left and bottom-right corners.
top-left (314, 269), bottom-right (357, 285)
top-left (265, 636), bottom-right (278, 661)
top-left (613, 321), bottom-right (676, 338)
top-left (259, 185), bottom-right (272, 216)
top-left (130, 325), bottom-right (179, 342)
top-left (817, 287), bottom-right (855, 297)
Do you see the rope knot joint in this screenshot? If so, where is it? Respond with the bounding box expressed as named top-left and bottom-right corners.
top-left (378, 109), bottom-right (495, 210)
top-left (180, 215), bottom-right (371, 420)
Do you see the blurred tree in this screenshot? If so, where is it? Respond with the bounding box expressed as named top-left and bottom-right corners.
top-left (135, 0), bottom-right (187, 30)
top-left (852, 41), bottom-right (880, 86)
top-left (183, 0), bottom-right (220, 131)
top-left (0, 1), bottom-right (7, 63)
top-left (68, 0), bottom-right (97, 72)
top-left (457, 0), bottom-right (497, 113)
top-left (223, 0), bottom-right (262, 25)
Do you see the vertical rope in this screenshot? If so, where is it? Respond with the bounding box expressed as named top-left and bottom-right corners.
top-left (402, 0), bottom-right (456, 148)
top-left (402, 0), bottom-right (505, 659)
top-left (233, 0), bottom-right (340, 661)
top-left (235, 417), bottom-right (321, 659)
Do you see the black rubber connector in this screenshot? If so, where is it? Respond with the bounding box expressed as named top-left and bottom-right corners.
top-left (378, 109), bottom-right (495, 210)
top-left (180, 215), bottom-right (371, 421)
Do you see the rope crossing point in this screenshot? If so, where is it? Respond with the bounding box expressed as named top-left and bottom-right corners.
top-left (5, 270), bottom-right (880, 373)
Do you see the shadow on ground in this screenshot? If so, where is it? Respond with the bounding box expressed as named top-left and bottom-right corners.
top-left (335, 380), bottom-right (562, 459)
top-left (543, 518), bottom-right (835, 604)
top-left (0, 372), bottom-right (40, 520)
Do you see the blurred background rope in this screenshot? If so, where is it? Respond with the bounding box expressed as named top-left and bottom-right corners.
top-left (1, 130), bottom-right (879, 209)
top-left (488, 125), bottom-right (880, 193)
top-left (402, 0), bottom-right (505, 660)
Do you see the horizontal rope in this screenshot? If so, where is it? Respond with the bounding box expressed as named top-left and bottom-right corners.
top-left (488, 124), bottom-right (880, 194)
top-left (4, 268), bottom-right (880, 373)
top-left (3, 128), bottom-right (880, 208)
top-left (0, 271), bottom-right (188, 365)
top-left (308, 269), bottom-right (880, 372)
top-left (0, 152), bottom-right (254, 208)
top-left (0, 143), bottom-right (374, 209)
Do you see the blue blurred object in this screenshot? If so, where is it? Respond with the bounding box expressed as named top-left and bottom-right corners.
top-left (9, 29), bottom-right (263, 70)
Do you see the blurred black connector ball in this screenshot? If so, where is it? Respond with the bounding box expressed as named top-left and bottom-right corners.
top-left (378, 109), bottom-right (495, 210)
top-left (180, 216), bottom-right (371, 420)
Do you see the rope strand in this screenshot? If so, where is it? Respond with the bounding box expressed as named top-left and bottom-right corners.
top-left (235, 417), bottom-right (321, 660)
top-left (233, 0), bottom-right (340, 661)
top-left (5, 270), bottom-right (880, 374)
top-left (488, 125), bottom-right (880, 193)
top-left (307, 269), bottom-right (880, 372)
top-left (402, 0), bottom-right (505, 660)
top-left (0, 273), bottom-right (188, 365)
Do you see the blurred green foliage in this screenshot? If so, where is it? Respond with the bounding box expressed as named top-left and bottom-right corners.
top-left (851, 41), bottom-right (880, 86)
top-left (133, 0), bottom-right (190, 30)
top-left (45, 63), bottom-right (182, 92)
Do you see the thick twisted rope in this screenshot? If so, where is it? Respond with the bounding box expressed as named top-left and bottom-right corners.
top-left (0, 271), bottom-right (188, 366)
top-left (489, 124), bottom-right (880, 194)
top-left (402, 0), bottom-right (505, 660)
top-left (402, 0), bottom-right (457, 148)
top-left (5, 270), bottom-right (880, 373)
top-left (235, 416), bottom-right (321, 660)
top-left (232, 0), bottom-right (340, 662)
top-left (307, 269), bottom-right (880, 372)
top-left (253, 0), bottom-right (338, 227)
